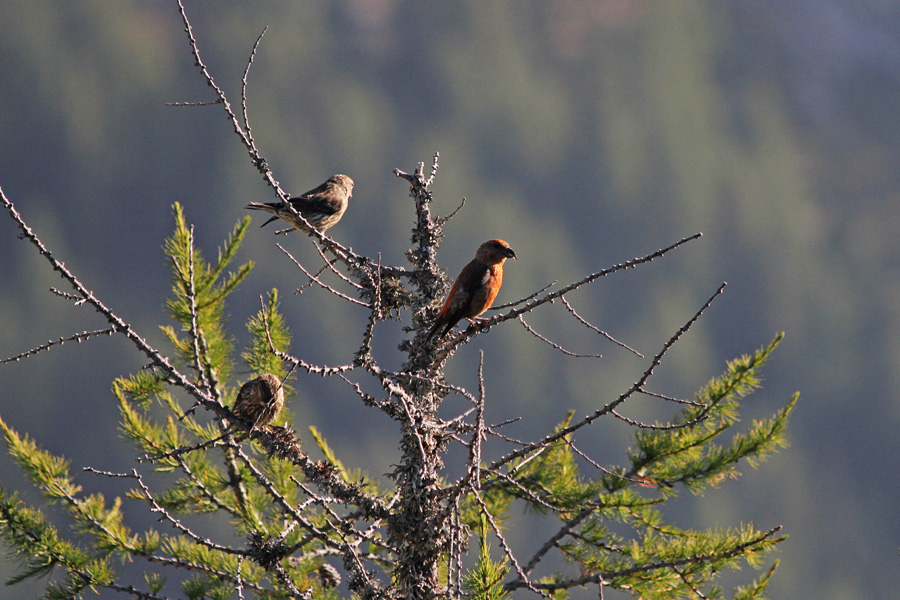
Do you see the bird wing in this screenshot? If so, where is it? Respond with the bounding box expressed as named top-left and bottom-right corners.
top-left (298, 179), bottom-right (332, 197)
top-left (444, 260), bottom-right (491, 321)
top-left (292, 189), bottom-right (343, 216)
top-left (467, 264), bottom-right (502, 318)
top-left (443, 280), bottom-right (474, 321)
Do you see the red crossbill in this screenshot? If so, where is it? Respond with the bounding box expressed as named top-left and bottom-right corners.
top-left (245, 174), bottom-right (353, 233)
top-left (426, 239), bottom-right (517, 341)
top-left (230, 374), bottom-right (285, 430)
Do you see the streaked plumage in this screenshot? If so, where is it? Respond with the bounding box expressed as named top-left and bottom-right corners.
top-left (230, 374), bottom-right (285, 430)
top-left (245, 174), bottom-right (353, 233)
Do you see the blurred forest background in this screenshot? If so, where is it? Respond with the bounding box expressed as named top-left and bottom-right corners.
top-left (1, 2), bottom-right (898, 599)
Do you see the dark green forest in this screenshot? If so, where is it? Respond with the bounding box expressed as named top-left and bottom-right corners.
top-left (1, 2), bottom-right (898, 598)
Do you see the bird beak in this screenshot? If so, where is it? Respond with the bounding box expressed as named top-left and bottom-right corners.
top-left (507, 248), bottom-right (517, 261)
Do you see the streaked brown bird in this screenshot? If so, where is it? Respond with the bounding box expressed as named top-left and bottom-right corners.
top-left (230, 374), bottom-right (285, 430)
top-left (426, 239), bottom-right (517, 341)
top-left (245, 174), bottom-right (353, 233)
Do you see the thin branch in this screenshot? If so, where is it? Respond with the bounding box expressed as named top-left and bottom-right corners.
top-left (478, 465), bottom-right (566, 514)
top-left (49, 287), bottom-right (87, 304)
top-left (2, 187), bottom-right (221, 414)
top-left (560, 296), bottom-right (643, 358)
top-left (293, 262), bottom-right (331, 295)
top-left (241, 26), bottom-right (267, 147)
top-left (174, 0), bottom-right (405, 281)
top-left (376, 367), bottom-right (479, 406)
top-left (517, 315), bottom-right (603, 358)
top-left (492, 281), bottom-right (557, 310)
top-left (433, 197), bottom-right (466, 227)
top-left (674, 565), bottom-right (710, 599)
top-left (608, 407), bottom-right (709, 430)
top-left (288, 474), bottom-right (395, 557)
top-left (2, 327), bottom-right (119, 363)
top-left (336, 373), bottom-right (398, 414)
top-left (487, 282), bottom-right (726, 473)
top-left (277, 243), bottom-right (370, 307)
top-left (174, 0), bottom-right (261, 178)
top-left (638, 388), bottom-right (706, 407)
top-left (448, 500), bottom-right (464, 599)
top-left (568, 442), bottom-right (654, 486)
top-left (484, 426), bottom-right (530, 448)
top-left (232, 447), bottom-right (341, 552)
top-left (175, 455), bottom-right (242, 518)
top-left (471, 353), bottom-right (487, 489)
top-left (139, 434), bottom-right (228, 463)
top-left (355, 254), bottom-right (384, 368)
top-left (470, 488), bottom-right (552, 599)
top-left (165, 100), bottom-right (222, 107)
top-left (440, 234), bottom-right (703, 357)
top-left (425, 151), bottom-right (440, 187)
top-left (522, 506), bottom-right (594, 576)
top-left (182, 227), bottom-right (212, 393)
top-left (312, 241), bottom-right (365, 290)
top-left (130, 468), bottom-right (249, 556)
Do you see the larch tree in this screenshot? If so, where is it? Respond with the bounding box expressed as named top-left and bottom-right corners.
top-left (0, 3), bottom-right (795, 600)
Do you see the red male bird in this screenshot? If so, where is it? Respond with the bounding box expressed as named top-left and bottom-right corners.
top-left (426, 239), bottom-right (517, 341)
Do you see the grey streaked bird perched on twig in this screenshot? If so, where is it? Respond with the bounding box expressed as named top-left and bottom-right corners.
top-left (245, 174), bottom-right (353, 233)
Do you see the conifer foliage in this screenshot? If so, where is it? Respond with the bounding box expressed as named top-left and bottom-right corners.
top-left (0, 3), bottom-right (796, 599)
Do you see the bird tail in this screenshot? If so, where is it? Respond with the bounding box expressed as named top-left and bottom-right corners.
top-left (424, 319), bottom-right (448, 343)
top-left (245, 202), bottom-right (279, 227)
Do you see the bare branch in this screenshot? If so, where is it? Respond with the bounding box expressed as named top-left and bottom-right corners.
top-left (517, 315), bottom-right (603, 358)
top-left (312, 241), bottom-right (365, 290)
top-left (355, 254), bottom-right (384, 368)
top-left (49, 287), bottom-right (87, 303)
top-left (2, 187), bottom-right (221, 415)
top-left (174, 0), bottom-right (407, 282)
top-left (441, 234), bottom-right (703, 355)
top-left (492, 280), bottom-right (557, 310)
top-left (276, 243), bottom-right (370, 307)
top-left (478, 465), bottom-right (567, 514)
top-left (165, 100), bottom-right (222, 107)
top-left (2, 327), bottom-right (119, 363)
top-left (241, 26), bottom-right (268, 146)
top-left (568, 442), bottom-right (652, 485)
top-left (273, 349), bottom-right (357, 377)
top-left (433, 197), bottom-right (466, 227)
top-left (128, 468), bottom-right (249, 556)
top-left (457, 352), bottom-right (486, 494)
top-left (233, 447), bottom-right (341, 552)
top-left (560, 296), bottom-right (643, 358)
top-left (609, 407), bottom-right (709, 430)
top-left (522, 506), bottom-right (594, 577)
top-left (425, 151), bottom-right (440, 187)
top-left (488, 282), bottom-right (726, 472)
top-left (638, 388), bottom-right (706, 407)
